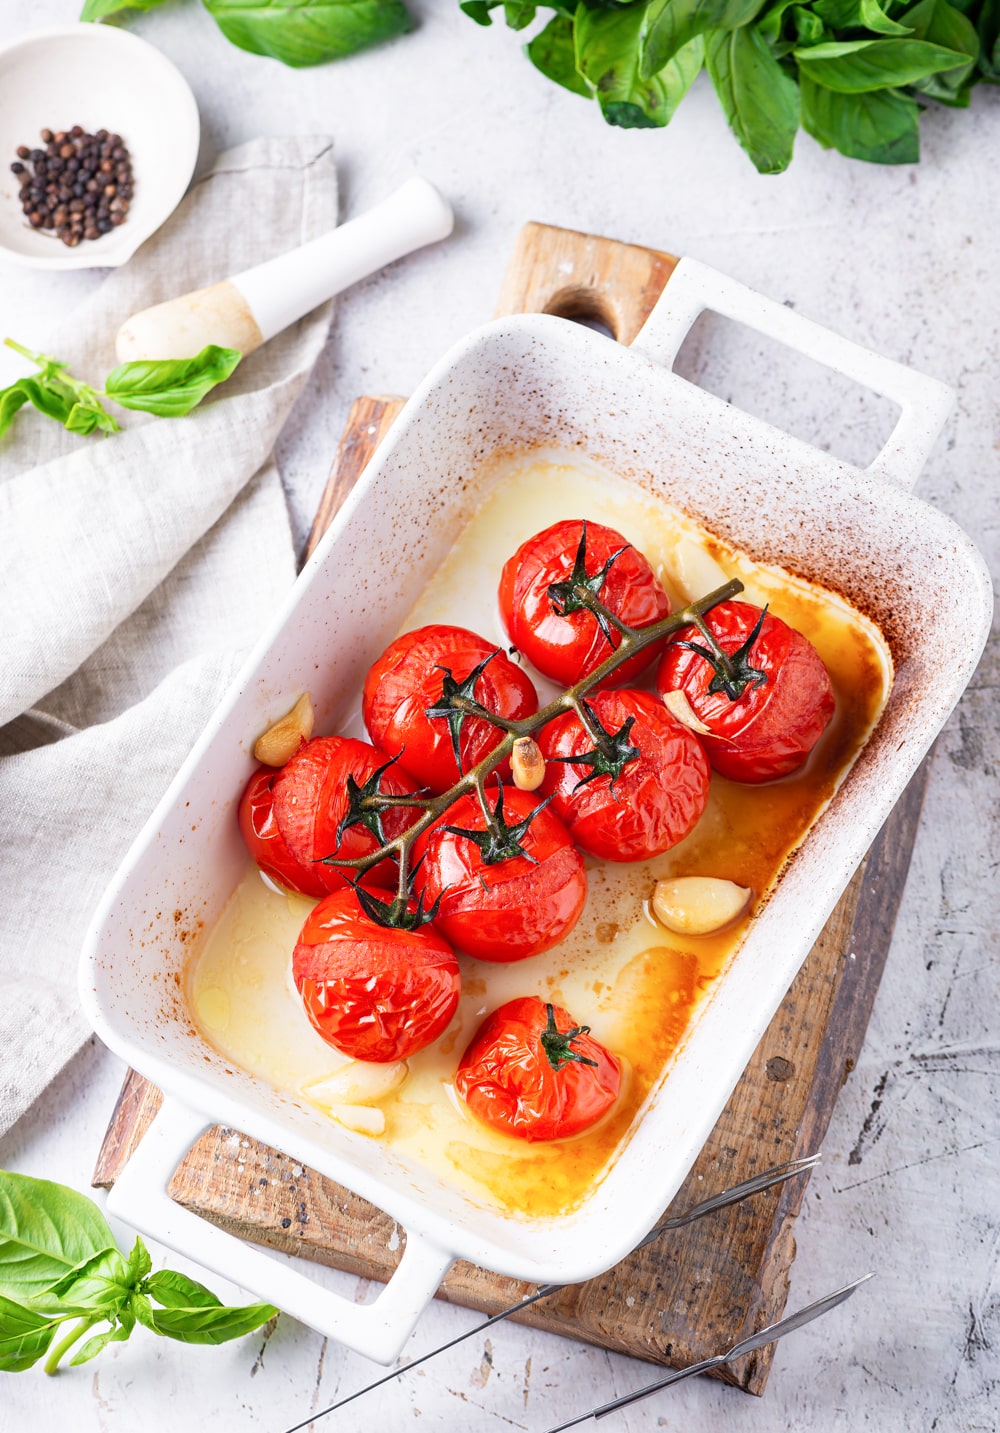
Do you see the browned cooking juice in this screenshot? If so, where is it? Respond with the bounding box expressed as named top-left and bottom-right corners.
top-left (189, 457), bottom-right (890, 1217)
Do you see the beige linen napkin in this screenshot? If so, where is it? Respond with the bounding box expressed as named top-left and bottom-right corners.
top-left (0, 135), bottom-right (337, 1135)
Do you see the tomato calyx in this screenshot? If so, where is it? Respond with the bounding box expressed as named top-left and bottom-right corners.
top-left (344, 867), bottom-right (447, 931)
top-left (443, 782), bottom-right (555, 867)
top-left (547, 698), bottom-right (641, 797)
top-left (423, 647), bottom-right (513, 770)
top-left (545, 520), bottom-right (631, 648)
top-left (675, 605), bottom-right (770, 702)
top-left (333, 750), bottom-right (432, 849)
top-left (539, 1003), bottom-right (599, 1072)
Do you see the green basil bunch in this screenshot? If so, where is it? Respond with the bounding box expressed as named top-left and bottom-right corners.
top-left (0, 1170), bottom-right (275, 1374)
top-left (463, 0), bottom-right (996, 171)
top-left (0, 339), bottom-right (242, 443)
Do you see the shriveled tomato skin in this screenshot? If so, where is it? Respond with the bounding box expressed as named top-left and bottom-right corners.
top-left (455, 996), bottom-right (621, 1142)
top-left (362, 625), bottom-right (538, 794)
top-left (238, 767), bottom-right (323, 895)
top-left (656, 601), bottom-right (835, 783)
top-left (238, 736), bottom-right (419, 898)
top-left (498, 519), bottom-right (670, 687)
top-left (293, 889), bottom-right (460, 1063)
top-left (538, 689), bottom-right (710, 861)
top-left (411, 788), bottom-right (586, 962)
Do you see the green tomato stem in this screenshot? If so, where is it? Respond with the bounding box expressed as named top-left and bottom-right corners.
top-left (327, 576), bottom-right (743, 888)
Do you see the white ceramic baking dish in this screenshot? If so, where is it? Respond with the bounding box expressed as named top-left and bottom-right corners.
top-left (80, 258), bottom-right (992, 1364)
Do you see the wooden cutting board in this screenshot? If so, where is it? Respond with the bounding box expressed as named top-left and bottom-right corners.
top-left (93, 223), bottom-right (930, 1396)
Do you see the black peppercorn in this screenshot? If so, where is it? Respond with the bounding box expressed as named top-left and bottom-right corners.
top-left (12, 125), bottom-right (134, 244)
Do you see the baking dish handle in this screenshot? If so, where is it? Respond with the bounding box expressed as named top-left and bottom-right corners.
top-left (106, 1097), bottom-right (454, 1365)
top-left (632, 256), bottom-right (953, 492)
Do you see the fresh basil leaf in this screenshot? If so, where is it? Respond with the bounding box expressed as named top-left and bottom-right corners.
top-left (30, 1248), bottom-right (130, 1320)
top-left (0, 1170), bottom-right (117, 1302)
top-left (144, 1269), bottom-right (226, 1309)
top-left (976, 0), bottom-right (1000, 78)
top-left (503, 0), bottom-right (537, 29)
top-left (706, 24), bottom-right (799, 171)
top-left (640, 0), bottom-right (765, 78)
top-left (80, 0), bottom-right (171, 20)
top-left (813, 0), bottom-right (913, 35)
top-left (794, 35), bottom-right (968, 89)
top-left (755, 0), bottom-right (805, 47)
top-left (0, 1294), bottom-right (59, 1373)
top-left (104, 345), bottom-right (242, 418)
top-left (0, 385), bottom-right (30, 441)
top-left (576, 3), bottom-right (705, 127)
top-left (898, 0), bottom-right (978, 99)
top-left (68, 1318), bottom-right (130, 1364)
top-left (791, 5), bottom-right (826, 42)
top-left (527, 12), bottom-right (595, 95)
top-left (134, 1291), bottom-right (277, 1344)
top-left (202, 0), bottom-right (413, 67)
top-left (126, 1238), bottom-right (152, 1287)
top-left (800, 72), bottom-right (920, 156)
top-left (460, 0), bottom-right (499, 20)
top-left (13, 376), bottom-right (73, 426)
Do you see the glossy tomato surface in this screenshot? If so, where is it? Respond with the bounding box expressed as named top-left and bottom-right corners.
top-left (238, 736), bottom-right (419, 898)
top-left (293, 889), bottom-right (460, 1063)
top-left (411, 786), bottom-right (586, 961)
top-left (455, 996), bottom-right (621, 1142)
top-left (498, 519), bottom-right (670, 687)
top-left (362, 624), bottom-right (538, 793)
top-left (656, 600), bottom-right (835, 783)
top-left (538, 689), bottom-right (710, 861)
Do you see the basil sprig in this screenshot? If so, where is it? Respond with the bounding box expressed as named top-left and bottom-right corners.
top-left (464, 0), bottom-right (993, 171)
top-left (0, 339), bottom-right (242, 443)
top-left (0, 1170), bottom-right (275, 1374)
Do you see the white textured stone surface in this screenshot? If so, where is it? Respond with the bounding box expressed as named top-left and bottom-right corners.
top-left (1, 3), bottom-right (997, 1430)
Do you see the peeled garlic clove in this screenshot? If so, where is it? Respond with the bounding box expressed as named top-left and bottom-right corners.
top-left (652, 876), bottom-right (751, 936)
top-left (511, 735), bottom-right (545, 791)
top-left (302, 1061), bottom-right (407, 1107)
top-left (327, 1104), bottom-right (385, 1137)
top-left (254, 692), bottom-right (315, 767)
top-left (662, 688), bottom-right (712, 736)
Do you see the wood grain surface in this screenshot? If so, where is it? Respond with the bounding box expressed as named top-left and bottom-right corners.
top-left (93, 222), bottom-right (930, 1396)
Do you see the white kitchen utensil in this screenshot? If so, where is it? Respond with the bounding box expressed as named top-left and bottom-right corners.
top-left (80, 256), bottom-right (991, 1364)
top-left (114, 177), bottom-right (454, 361)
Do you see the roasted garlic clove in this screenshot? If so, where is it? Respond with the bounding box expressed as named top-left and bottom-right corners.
top-left (253, 692), bottom-right (315, 767)
top-left (652, 876), bottom-right (752, 936)
top-left (511, 735), bottom-right (546, 791)
top-left (662, 688), bottom-right (713, 735)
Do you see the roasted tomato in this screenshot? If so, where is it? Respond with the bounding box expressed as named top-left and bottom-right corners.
top-left (538, 688), bottom-right (710, 861)
top-left (292, 889), bottom-right (460, 1063)
top-left (411, 784), bottom-right (586, 962)
top-left (498, 519), bottom-right (670, 687)
top-left (238, 736), bottom-right (420, 898)
top-left (656, 600), bottom-right (835, 783)
top-left (455, 996), bottom-right (621, 1141)
top-left (362, 625), bottom-right (538, 794)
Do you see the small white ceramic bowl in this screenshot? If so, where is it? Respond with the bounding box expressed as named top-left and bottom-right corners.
top-left (0, 24), bottom-right (199, 270)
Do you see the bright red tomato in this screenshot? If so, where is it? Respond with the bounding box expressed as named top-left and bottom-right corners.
top-left (293, 889), bottom-right (460, 1063)
top-left (455, 996), bottom-right (621, 1142)
top-left (656, 600), bottom-right (835, 783)
top-left (411, 785), bottom-right (586, 962)
top-left (538, 688), bottom-right (710, 861)
top-left (237, 736), bottom-right (420, 898)
top-left (362, 625), bottom-right (538, 794)
top-left (498, 519), bottom-right (670, 687)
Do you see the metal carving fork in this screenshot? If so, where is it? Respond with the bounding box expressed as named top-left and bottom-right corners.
top-left (283, 1151), bottom-right (821, 1432)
